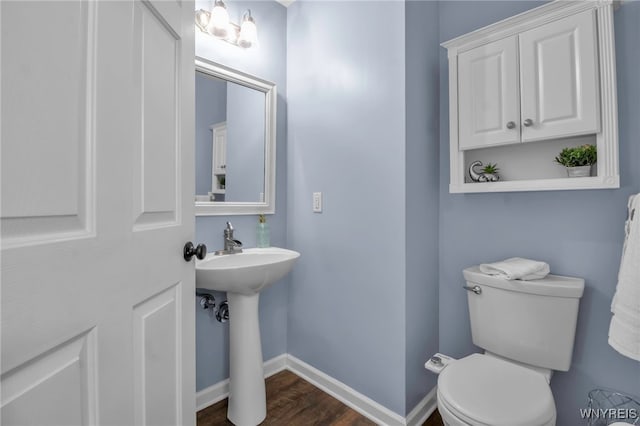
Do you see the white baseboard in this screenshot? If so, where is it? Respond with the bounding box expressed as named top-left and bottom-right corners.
top-left (195, 353), bottom-right (287, 411)
top-left (286, 354), bottom-right (407, 426)
top-left (195, 353), bottom-right (437, 426)
top-left (405, 387), bottom-right (438, 426)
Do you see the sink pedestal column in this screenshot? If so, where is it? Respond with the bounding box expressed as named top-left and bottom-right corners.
top-left (226, 292), bottom-right (266, 426)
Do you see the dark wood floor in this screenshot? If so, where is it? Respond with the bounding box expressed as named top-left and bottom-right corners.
top-left (197, 370), bottom-right (444, 426)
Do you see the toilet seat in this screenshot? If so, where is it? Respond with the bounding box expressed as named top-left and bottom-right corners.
top-left (437, 354), bottom-right (556, 426)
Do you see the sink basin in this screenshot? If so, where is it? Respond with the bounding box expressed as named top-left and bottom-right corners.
top-left (196, 247), bottom-right (300, 295)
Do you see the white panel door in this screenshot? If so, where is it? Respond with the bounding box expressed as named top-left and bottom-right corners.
top-left (458, 36), bottom-right (520, 150)
top-left (519, 10), bottom-right (600, 142)
top-left (1, 1), bottom-right (196, 425)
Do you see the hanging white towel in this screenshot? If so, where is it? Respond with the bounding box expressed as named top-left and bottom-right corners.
top-left (609, 193), bottom-right (640, 362)
top-left (479, 257), bottom-right (550, 280)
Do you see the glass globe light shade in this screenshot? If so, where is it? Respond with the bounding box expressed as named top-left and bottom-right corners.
top-left (238, 13), bottom-right (258, 48)
top-left (208, 0), bottom-right (229, 38)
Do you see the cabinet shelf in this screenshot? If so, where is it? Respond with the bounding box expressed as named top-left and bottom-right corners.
top-left (452, 176), bottom-right (619, 194)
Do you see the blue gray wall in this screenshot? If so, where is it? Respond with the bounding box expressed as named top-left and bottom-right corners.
top-left (195, 72), bottom-right (226, 195)
top-left (437, 2), bottom-right (640, 424)
top-left (287, 0), bottom-right (408, 415)
top-left (405, 0), bottom-right (440, 415)
top-left (194, 0), bottom-right (288, 391)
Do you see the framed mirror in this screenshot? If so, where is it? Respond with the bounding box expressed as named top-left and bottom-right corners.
top-left (195, 57), bottom-right (276, 215)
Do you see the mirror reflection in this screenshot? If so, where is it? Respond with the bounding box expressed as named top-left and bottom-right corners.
top-left (195, 71), bottom-right (266, 203)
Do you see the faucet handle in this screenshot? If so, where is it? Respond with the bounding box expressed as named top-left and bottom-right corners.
top-left (224, 221), bottom-right (234, 238)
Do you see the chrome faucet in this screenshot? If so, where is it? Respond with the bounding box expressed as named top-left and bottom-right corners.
top-left (215, 222), bottom-right (243, 255)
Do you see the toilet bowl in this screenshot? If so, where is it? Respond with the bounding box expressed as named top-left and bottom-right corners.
top-left (437, 354), bottom-right (556, 426)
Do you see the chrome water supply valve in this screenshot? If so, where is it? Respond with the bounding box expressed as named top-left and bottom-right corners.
top-left (198, 293), bottom-right (216, 311)
top-left (216, 301), bottom-right (229, 323)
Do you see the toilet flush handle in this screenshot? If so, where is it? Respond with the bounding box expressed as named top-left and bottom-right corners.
top-left (463, 285), bottom-right (482, 295)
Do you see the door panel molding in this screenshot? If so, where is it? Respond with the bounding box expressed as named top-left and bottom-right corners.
top-left (1, 329), bottom-right (98, 426)
top-left (133, 283), bottom-right (183, 426)
top-left (132, 0), bottom-right (181, 231)
top-left (1, 1), bottom-right (97, 248)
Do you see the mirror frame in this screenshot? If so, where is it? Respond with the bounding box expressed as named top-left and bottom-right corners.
top-left (194, 57), bottom-right (277, 216)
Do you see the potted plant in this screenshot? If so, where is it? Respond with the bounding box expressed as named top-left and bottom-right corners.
top-left (481, 163), bottom-right (500, 182)
top-left (554, 144), bottom-right (597, 177)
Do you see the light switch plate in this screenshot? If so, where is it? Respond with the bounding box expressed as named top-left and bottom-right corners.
top-left (313, 192), bottom-right (322, 212)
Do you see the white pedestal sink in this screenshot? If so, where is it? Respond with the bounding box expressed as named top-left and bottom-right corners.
top-left (196, 247), bottom-right (300, 426)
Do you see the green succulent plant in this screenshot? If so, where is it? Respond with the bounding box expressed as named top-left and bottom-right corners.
top-left (482, 163), bottom-right (499, 174)
top-left (554, 144), bottom-right (597, 167)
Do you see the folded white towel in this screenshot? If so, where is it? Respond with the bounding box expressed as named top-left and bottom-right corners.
top-left (479, 257), bottom-right (550, 280)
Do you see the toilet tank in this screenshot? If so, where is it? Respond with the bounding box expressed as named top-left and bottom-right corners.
top-left (463, 266), bottom-right (585, 371)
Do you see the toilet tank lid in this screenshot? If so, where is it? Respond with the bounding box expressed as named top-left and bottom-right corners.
top-left (464, 266), bottom-right (585, 298)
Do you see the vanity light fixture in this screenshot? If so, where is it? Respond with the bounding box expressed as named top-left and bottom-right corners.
top-left (195, 1), bottom-right (258, 49)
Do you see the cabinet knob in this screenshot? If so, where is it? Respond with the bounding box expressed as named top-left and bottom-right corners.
top-left (506, 121), bottom-right (516, 129)
top-left (523, 118), bottom-right (534, 127)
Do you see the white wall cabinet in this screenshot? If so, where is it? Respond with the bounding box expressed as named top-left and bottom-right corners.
top-left (443, 1), bottom-right (619, 193)
top-left (211, 122), bottom-right (227, 175)
top-left (211, 122), bottom-right (226, 193)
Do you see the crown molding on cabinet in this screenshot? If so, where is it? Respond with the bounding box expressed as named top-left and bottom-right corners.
top-left (441, 0), bottom-right (613, 55)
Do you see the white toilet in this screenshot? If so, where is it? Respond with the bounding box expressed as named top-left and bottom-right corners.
top-left (437, 266), bottom-right (585, 426)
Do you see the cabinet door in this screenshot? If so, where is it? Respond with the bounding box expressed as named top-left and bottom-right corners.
top-left (458, 36), bottom-right (520, 150)
top-left (519, 10), bottom-right (599, 142)
top-left (212, 122), bottom-right (227, 175)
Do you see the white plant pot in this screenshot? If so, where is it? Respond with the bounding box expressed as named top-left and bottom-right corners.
top-left (566, 165), bottom-right (592, 178)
